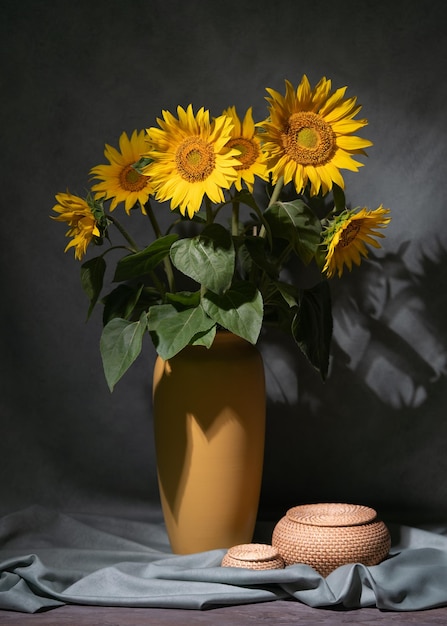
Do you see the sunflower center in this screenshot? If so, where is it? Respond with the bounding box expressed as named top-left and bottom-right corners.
top-left (283, 111), bottom-right (336, 165)
top-left (297, 127), bottom-right (319, 149)
top-left (226, 137), bottom-right (259, 171)
top-left (340, 221), bottom-right (361, 247)
top-left (176, 137), bottom-right (216, 181)
top-left (120, 165), bottom-right (149, 192)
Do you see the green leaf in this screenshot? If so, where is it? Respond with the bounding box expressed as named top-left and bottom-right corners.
top-left (80, 256), bottom-right (106, 319)
top-left (231, 189), bottom-right (272, 244)
top-left (170, 223), bottom-right (235, 294)
top-left (113, 234), bottom-right (178, 282)
top-left (231, 188), bottom-right (261, 212)
top-left (102, 283), bottom-right (146, 324)
top-left (264, 199), bottom-right (321, 265)
top-left (165, 290), bottom-right (201, 309)
top-left (292, 281), bottom-right (333, 380)
top-left (242, 236), bottom-right (279, 278)
top-left (190, 209), bottom-right (208, 223)
top-left (147, 303), bottom-right (215, 360)
top-left (132, 156), bottom-right (152, 173)
top-left (273, 281), bottom-right (300, 308)
top-left (100, 313), bottom-right (147, 391)
top-left (190, 325), bottom-right (216, 348)
top-left (259, 277), bottom-right (299, 329)
top-left (202, 281), bottom-right (263, 344)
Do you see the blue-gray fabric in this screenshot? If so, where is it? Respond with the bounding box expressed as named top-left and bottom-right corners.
top-left (1, 507), bottom-right (447, 613)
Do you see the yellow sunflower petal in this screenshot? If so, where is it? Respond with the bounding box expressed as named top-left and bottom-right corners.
top-left (90, 130), bottom-right (152, 214)
top-left (221, 106), bottom-right (269, 192)
top-left (323, 207), bottom-right (391, 278)
top-left (337, 135), bottom-right (374, 151)
top-left (259, 75), bottom-right (372, 196)
top-left (143, 106), bottom-right (240, 216)
top-left (51, 191), bottom-right (102, 260)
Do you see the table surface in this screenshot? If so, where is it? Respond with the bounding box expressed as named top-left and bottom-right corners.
top-left (2, 602), bottom-right (447, 625)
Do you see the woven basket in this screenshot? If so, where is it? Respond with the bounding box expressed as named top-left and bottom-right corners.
top-left (222, 543), bottom-right (285, 570)
top-left (272, 503), bottom-right (391, 577)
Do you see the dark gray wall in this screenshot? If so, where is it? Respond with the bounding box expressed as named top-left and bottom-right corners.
top-left (2, 0), bottom-right (447, 523)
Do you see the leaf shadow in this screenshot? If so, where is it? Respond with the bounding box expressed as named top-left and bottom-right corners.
top-left (258, 238), bottom-right (447, 523)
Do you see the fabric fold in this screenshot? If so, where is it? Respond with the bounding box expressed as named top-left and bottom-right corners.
top-left (1, 506), bottom-right (447, 613)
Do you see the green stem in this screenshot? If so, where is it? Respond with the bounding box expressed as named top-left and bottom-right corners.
top-left (143, 200), bottom-right (176, 293)
top-left (143, 199), bottom-right (163, 238)
top-left (231, 201), bottom-right (240, 236)
top-left (107, 214), bottom-right (139, 252)
top-left (150, 269), bottom-right (166, 297)
top-left (269, 176), bottom-right (285, 207)
top-left (162, 256), bottom-right (176, 293)
top-left (205, 196), bottom-right (214, 225)
top-left (259, 176), bottom-right (285, 239)
top-left (99, 244), bottom-right (135, 257)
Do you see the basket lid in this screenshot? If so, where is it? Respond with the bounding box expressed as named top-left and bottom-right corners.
top-left (286, 503), bottom-right (378, 527)
top-left (225, 543), bottom-right (281, 562)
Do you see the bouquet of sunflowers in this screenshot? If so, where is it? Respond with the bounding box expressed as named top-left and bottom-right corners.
top-left (52, 75), bottom-right (390, 391)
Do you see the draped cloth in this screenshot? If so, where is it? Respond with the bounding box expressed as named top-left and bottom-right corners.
top-left (1, 506), bottom-right (447, 613)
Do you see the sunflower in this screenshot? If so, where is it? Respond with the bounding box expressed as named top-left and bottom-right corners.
top-left (143, 105), bottom-right (241, 218)
top-left (258, 75), bottom-right (373, 196)
top-left (90, 130), bottom-right (152, 214)
top-left (222, 106), bottom-right (269, 192)
top-left (322, 206), bottom-right (391, 278)
top-left (52, 191), bottom-right (102, 260)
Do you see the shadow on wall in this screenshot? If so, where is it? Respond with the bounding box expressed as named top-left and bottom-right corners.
top-left (259, 240), bottom-right (447, 521)
top-left (332, 240), bottom-right (447, 409)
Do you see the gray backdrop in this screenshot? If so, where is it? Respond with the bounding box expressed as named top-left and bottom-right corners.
top-left (2, 0), bottom-right (447, 525)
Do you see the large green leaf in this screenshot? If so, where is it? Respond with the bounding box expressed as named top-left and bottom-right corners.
top-left (292, 281), bottom-right (333, 380)
top-left (170, 223), bottom-right (235, 294)
top-left (264, 199), bottom-right (321, 265)
top-left (202, 281), bottom-right (263, 344)
top-left (80, 256), bottom-right (106, 318)
top-left (147, 303), bottom-right (215, 360)
top-left (113, 234), bottom-right (178, 282)
top-left (100, 313), bottom-right (147, 391)
top-left (102, 283), bottom-right (146, 324)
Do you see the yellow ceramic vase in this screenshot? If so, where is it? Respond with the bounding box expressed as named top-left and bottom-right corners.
top-left (152, 331), bottom-right (266, 554)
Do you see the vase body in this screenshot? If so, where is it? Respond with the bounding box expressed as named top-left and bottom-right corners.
top-left (152, 331), bottom-right (265, 554)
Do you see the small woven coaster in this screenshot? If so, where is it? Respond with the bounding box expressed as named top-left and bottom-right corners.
top-left (222, 543), bottom-right (285, 570)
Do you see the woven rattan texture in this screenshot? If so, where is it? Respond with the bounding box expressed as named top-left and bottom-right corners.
top-left (221, 543), bottom-right (285, 570)
top-left (272, 504), bottom-right (391, 577)
top-left (287, 502), bottom-right (377, 526)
